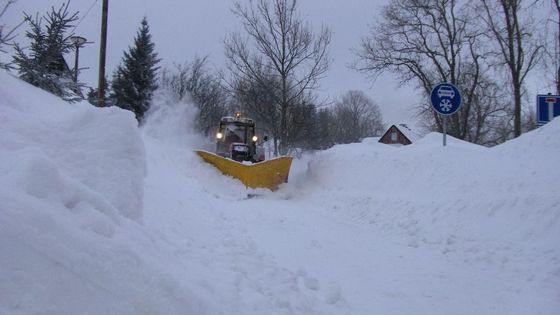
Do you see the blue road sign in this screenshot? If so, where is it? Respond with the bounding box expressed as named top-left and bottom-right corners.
top-left (430, 83), bottom-right (462, 115)
top-left (537, 94), bottom-right (560, 125)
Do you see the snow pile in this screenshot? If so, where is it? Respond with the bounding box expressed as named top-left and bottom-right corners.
top-left (303, 122), bottom-right (560, 255)
top-left (0, 71), bottom-right (146, 222)
top-left (295, 123), bottom-right (560, 314)
top-left (0, 72), bottom-right (215, 314)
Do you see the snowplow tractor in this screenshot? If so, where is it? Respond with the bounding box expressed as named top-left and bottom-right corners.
top-left (214, 114), bottom-right (263, 163)
top-left (196, 113), bottom-right (292, 191)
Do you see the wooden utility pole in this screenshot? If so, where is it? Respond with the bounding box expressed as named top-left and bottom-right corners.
top-left (97, 0), bottom-right (108, 107)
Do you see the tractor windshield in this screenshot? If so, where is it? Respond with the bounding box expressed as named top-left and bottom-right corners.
top-left (216, 120), bottom-right (256, 157)
top-left (223, 124), bottom-right (249, 143)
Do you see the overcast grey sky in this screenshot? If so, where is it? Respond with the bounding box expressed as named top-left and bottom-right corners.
top-left (4, 0), bottom-right (425, 126)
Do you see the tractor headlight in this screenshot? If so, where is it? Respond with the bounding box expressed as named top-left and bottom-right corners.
top-left (252, 135), bottom-right (258, 142)
top-left (216, 132), bottom-right (223, 139)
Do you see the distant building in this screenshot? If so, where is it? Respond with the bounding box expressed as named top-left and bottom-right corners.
top-left (378, 124), bottom-right (419, 146)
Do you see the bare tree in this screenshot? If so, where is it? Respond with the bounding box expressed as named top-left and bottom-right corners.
top-left (536, 0), bottom-right (560, 95)
top-left (161, 63), bottom-right (190, 101)
top-left (356, 0), bottom-right (513, 145)
top-left (160, 56), bottom-right (229, 135)
top-left (225, 0), bottom-right (331, 155)
top-left (284, 91), bottom-right (320, 153)
top-left (332, 90), bottom-right (385, 144)
top-left (479, 0), bottom-right (543, 137)
top-left (231, 68), bottom-right (280, 146)
top-left (231, 69), bottom-right (320, 154)
top-left (553, 0), bottom-right (560, 94)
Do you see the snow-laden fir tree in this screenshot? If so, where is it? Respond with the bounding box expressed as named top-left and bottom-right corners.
top-left (12, 2), bottom-right (82, 101)
top-left (111, 17), bottom-right (160, 124)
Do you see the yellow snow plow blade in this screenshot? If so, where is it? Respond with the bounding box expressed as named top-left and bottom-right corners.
top-left (195, 150), bottom-right (293, 191)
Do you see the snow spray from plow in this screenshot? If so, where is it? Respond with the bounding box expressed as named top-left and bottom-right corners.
top-left (196, 150), bottom-right (293, 191)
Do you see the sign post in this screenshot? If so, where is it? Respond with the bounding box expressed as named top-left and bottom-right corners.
top-left (443, 115), bottom-right (447, 146)
top-left (430, 83), bottom-right (462, 146)
top-left (537, 94), bottom-right (560, 125)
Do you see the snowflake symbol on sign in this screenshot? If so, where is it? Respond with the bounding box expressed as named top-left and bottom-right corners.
top-left (439, 99), bottom-right (453, 112)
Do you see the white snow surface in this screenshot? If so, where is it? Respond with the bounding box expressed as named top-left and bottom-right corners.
top-left (1, 71), bottom-right (559, 314)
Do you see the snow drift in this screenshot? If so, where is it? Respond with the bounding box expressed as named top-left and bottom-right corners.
top-left (0, 72), bottom-right (212, 314)
top-left (0, 71), bottom-right (146, 222)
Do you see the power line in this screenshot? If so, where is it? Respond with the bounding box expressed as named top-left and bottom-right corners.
top-left (71, 0), bottom-right (99, 34)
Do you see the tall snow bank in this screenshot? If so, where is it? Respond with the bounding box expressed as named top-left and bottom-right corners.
top-left (299, 121), bottom-right (560, 313)
top-left (0, 72), bottom-right (218, 315)
top-left (0, 71), bottom-right (146, 222)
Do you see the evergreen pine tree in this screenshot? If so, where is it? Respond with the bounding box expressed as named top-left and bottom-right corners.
top-left (12, 2), bottom-right (82, 101)
top-left (111, 17), bottom-right (160, 123)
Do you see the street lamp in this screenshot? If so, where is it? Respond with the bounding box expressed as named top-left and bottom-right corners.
top-left (70, 35), bottom-right (87, 83)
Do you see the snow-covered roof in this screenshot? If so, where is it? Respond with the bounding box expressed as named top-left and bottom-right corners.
top-left (392, 123), bottom-right (420, 143)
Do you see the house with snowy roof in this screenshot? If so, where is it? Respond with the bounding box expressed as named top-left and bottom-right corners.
top-left (378, 124), bottom-right (420, 146)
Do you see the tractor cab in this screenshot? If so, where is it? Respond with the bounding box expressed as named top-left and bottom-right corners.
top-left (215, 113), bottom-right (264, 162)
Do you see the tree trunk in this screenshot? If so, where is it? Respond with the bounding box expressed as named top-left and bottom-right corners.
top-left (279, 103), bottom-right (288, 155)
top-left (513, 80), bottom-right (522, 137)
